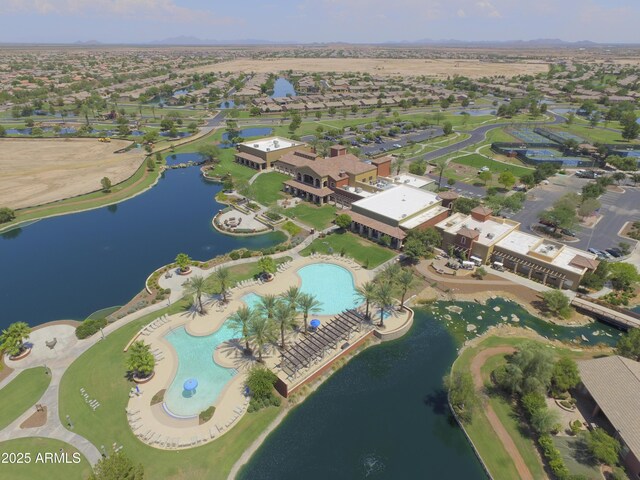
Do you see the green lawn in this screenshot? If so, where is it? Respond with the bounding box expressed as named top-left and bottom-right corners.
top-left (451, 154), bottom-right (533, 178)
top-left (203, 256), bottom-right (291, 294)
top-left (58, 300), bottom-right (283, 480)
top-left (0, 367), bottom-right (50, 430)
top-left (550, 124), bottom-right (635, 144)
top-left (252, 172), bottom-right (289, 206)
top-left (451, 335), bottom-right (604, 480)
top-left (0, 438), bottom-right (91, 480)
top-left (300, 232), bottom-right (396, 268)
top-left (284, 203), bottom-right (337, 230)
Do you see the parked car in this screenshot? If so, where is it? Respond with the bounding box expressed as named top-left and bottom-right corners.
top-left (479, 166), bottom-right (490, 173)
top-left (605, 248), bottom-right (622, 258)
top-left (393, 143), bottom-right (402, 148)
top-left (561, 228), bottom-right (576, 237)
top-left (588, 248), bottom-right (600, 255)
top-left (598, 250), bottom-right (612, 259)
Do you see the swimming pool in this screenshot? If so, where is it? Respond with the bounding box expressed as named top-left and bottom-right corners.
top-left (163, 326), bottom-right (236, 417)
top-left (241, 263), bottom-right (359, 315)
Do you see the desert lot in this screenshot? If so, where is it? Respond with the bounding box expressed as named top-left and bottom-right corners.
top-left (0, 138), bottom-right (144, 209)
top-left (197, 58), bottom-right (548, 78)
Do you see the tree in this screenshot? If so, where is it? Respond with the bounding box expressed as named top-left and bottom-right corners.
top-left (248, 313), bottom-right (277, 362)
top-left (0, 322), bottom-right (31, 357)
top-left (355, 281), bottom-right (377, 320)
top-left (273, 300), bottom-right (297, 348)
top-left (0, 207), bottom-right (16, 224)
top-left (621, 116), bottom-right (640, 141)
top-left (530, 407), bottom-right (561, 435)
top-left (0, 125), bottom-right (5, 137)
top-left (89, 452), bottom-right (144, 480)
top-left (616, 328), bottom-right (640, 361)
top-left (431, 112), bottom-right (445, 125)
top-left (126, 341), bottom-right (155, 378)
top-left (229, 306), bottom-right (256, 354)
top-left (452, 197), bottom-right (480, 214)
top-left (402, 237), bottom-right (428, 263)
top-left (550, 357), bottom-right (580, 396)
top-left (334, 213), bottom-right (352, 231)
top-left (442, 121), bottom-right (453, 135)
top-left (185, 275), bottom-right (206, 314)
top-left (396, 268), bottom-right (415, 308)
top-left (408, 160), bottom-right (426, 176)
top-left (373, 280), bottom-right (395, 327)
top-left (282, 285), bottom-right (301, 315)
top-left (498, 171), bottom-right (516, 190)
top-left (392, 156), bottom-right (405, 175)
top-left (297, 292), bottom-right (322, 335)
top-left (257, 256), bottom-right (277, 275)
top-left (608, 262), bottom-right (640, 291)
top-left (578, 197), bottom-right (600, 217)
top-left (213, 267), bottom-right (231, 302)
top-left (520, 173), bottom-right (535, 189)
top-left (583, 428), bottom-right (621, 466)
top-left (444, 371), bottom-right (477, 423)
top-left (539, 204), bottom-right (577, 230)
top-left (175, 253), bottom-right (191, 273)
top-left (478, 170), bottom-right (492, 186)
top-left (101, 177), bottom-right (112, 193)
top-left (146, 156), bottom-right (155, 171)
top-left (496, 342), bottom-right (554, 396)
top-left (542, 290), bottom-right (572, 318)
top-left (197, 144), bottom-right (220, 163)
top-left (447, 177), bottom-right (456, 187)
top-left (612, 171), bottom-right (627, 185)
top-left (433, 157), bottom-right (450, 188)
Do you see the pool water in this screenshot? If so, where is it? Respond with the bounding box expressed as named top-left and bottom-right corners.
top-left (240, 264), bottom-right (359, 316)
top-left (163, 326), bottom-right (236, 417)
top-left (298, 264), bottom-right (358, 315)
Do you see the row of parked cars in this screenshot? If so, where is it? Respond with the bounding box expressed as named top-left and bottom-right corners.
top-left (588, 247), bottom-right (624, 260)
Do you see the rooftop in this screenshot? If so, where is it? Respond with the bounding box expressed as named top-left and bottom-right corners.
top-left (436, 212), bottom-right (518, 246)
top-left (239, 136), bottom-right (303, 153)
top-left (579, 356), bottom-right (640, 460)
top-left (388, 173), bottom-right (435, 189)
top-left (351, 184), bottom-right (441, 223)
top-left (494, 230), bottom-right (598, 275)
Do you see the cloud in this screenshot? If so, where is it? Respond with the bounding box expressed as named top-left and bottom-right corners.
top-left (1, 0), bottom-right (238, 25)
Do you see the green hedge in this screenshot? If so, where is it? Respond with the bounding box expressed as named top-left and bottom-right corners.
top-left (75, 318), bottom-right (108, 339)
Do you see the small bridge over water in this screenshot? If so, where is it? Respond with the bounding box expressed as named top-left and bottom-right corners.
top-left (571, 295), bottom-right (640, 330)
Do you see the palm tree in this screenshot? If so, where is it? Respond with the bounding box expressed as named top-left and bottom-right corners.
top-left (297, 293), bottom-right (322, 334)
top-left (214, 267), bottom-right (231, 303)
top-left (282, 286), bottom-right (301, 314)
top-left (126, 341), bottom-right (155, 378)
top-left (396, 269), bottom-right (415, 309)
top-left (273, 301), bottom-right (297, 348)
top-left (355, 281), bottom-right (377, 320)
top-left (374, 281), bottom-right (395, 327)
top-left (379, 263), bottom-right (401, 284)
top-left (0, 322), bottom-right (31, 357)
top-left (248, 314), bottom-right (277, 362)
top-left (258, 294), bottom-right (279, 321)
top-left (433, 157), bottom-right (450, 188)
top-left (185, 275), bottom-right (206, 314)
top-left (228, 306), bottom-right (256, 354)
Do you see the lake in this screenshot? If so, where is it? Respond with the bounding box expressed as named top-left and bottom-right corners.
top-left (0, 162), bottom-right (284, 328)
top-left (271, 77), bottom-right (296, 98)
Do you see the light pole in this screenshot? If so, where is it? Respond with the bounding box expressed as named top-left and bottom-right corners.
top-left (66, 414), bottom-right (73, 430)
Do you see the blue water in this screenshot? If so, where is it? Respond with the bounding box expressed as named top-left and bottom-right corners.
top-left (458, 109), bottom-right (496, 116)
top-left (219, 100), bottom-right (242, 109)
top-left (220, 127), bottom-right (273, 147)
top-left (271, 77), bottom-right (296, 98)
top-left (297, 264), bottom-right (358, 315)
top-left (240, 263), bottom-right (359, 316)
top-left (163, 326), bottom-right (236, 417)
top-left (165, 152), bottom-right (203, 167)
top-left (0, 166), bottom-right (285, 327)
top-left (160, 131), bottom-right (192, 138)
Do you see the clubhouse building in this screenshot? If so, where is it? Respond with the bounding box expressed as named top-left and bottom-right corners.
top-left (235, 137), bottom-right (309, 170)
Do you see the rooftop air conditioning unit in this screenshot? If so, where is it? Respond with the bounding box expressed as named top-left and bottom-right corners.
top-left (486, 233), bottom-right (495, 239)
top-left (266, 148), bottom-right (270, 151)
top-left (254, 144), bottom-right (259, 147)
top-left (404, 179), bottom-right (410, 184)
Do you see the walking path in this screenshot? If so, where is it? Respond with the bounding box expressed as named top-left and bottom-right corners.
top-left (469, 346), bottom-right (534, 480)
top-left (0, 223), bottom-right (342, 465)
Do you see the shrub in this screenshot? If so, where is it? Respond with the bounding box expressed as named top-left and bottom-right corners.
top-left (241, 249), bottom-right (252, 258)
top-left (570, 420), bottom-right (582, 436)
top-left (229, 251), bottom-right (241, 260)
top-left (0, 207), bottom-right (16, 224)
top-left (76, 318), bottom-right (108, 339)
top-left (199, 406), bottom-right (216, 423)
top-left (246, 367), bottom-right (281, 412)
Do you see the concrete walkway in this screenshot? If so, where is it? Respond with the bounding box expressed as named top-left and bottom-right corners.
top-left (0, 223), bottom-right (345, 465)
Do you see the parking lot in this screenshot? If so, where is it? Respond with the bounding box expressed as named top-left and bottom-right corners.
top-left (510, 173), bottom-right (639, 252)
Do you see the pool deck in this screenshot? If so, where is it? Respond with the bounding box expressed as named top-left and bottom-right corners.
top-left (125, 255), bottom-right (377, 449)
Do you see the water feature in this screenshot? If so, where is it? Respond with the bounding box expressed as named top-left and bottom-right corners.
top-left (159, 131), bottom-right (192, 138)
top-left (271, 77), bottom-right (296, 98)
top-left (219, 99), bottom-right (242, 109)
top-left (164, 152), bottom-right (204, 167)
top-left (163, 326), bottom-right (236, 417)
top-left (220, 127), bottom-right (273, 148)
top-left (0, 166), bottom-right (285, 328)
top-left (457, 109), bottom-right (496, 116)
top-left (239, 298), bottom-right (621, 479)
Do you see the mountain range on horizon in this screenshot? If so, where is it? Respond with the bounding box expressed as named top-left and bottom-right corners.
top-left (0, 36), bottom-right (633, 47)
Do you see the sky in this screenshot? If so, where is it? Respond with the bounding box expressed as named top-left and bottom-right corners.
top-left (0, 0), bottom-right (639, 44)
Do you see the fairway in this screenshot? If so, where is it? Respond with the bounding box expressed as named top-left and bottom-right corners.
top-left (0, 138), bottom-right (145, 209)
top-left (452, 154), bottom-right (533, 178)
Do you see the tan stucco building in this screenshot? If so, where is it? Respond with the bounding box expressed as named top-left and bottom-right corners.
top-left (235, 137), bottom-right (310, 170)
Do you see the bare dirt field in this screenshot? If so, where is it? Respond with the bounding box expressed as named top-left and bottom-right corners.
top-left (195, 58), bottom-right (549, 78)
top-left (0, 138), bottom-right (144, 209)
